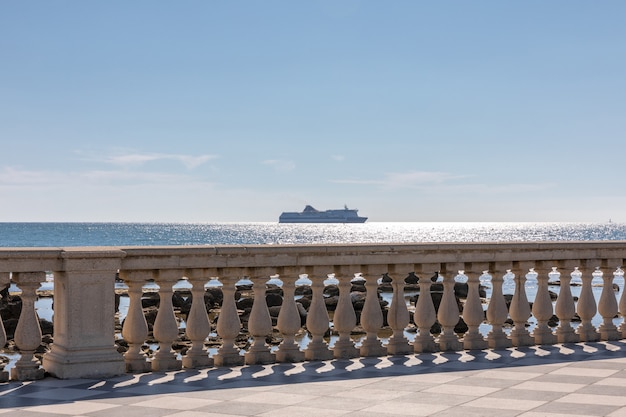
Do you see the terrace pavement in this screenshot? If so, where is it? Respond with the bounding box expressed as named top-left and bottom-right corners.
top-left (3, 342), bottom-right (626, 417)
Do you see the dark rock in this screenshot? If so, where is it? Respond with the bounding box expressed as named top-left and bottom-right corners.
top-left (454, 282), bottom-right (469, 298)
top-left (479, 285), bottom-right (487, 298)
top-left (236, 284), bottom-right (253, 291)
top-left (296, 302), bottom-right (308, 325)
top-left (142, 293), bottom-right (160, 308)
top-left (265, 293), bottom-right (283, 307)
top-left (548, 315), bottom-right (560, 327)
top-left (236, 298), bottom-right (254, 310)
top-left (381, 273), bottom-right (392, 283)
top-left (324, 295), bottom-right (339, 311)
top-left (205, 287), bottom-right (223, 306)
top-left (268, 306), bottom-right (282, 317)
top-left (430, 321), bottom-right (441, 334)
top-left (39, 318), bottom-right (53, 335)
top-left (143, 306), bottom-right (159, 327)
top-left (295, 285), bottom-right (312, 296)
top-left (297, 296), bottom-right (311, 310)
top-left (324, 285), bottom-right (339, 297)
top-left (172, 292), bottom-right (192, 316)
top-left (405, 272), bottom-right (419, 285)
top-left (351, 292), bottom-right (366, 311)
top-left (454, 317), bottom-right (469, 334)
top-left (266, 285), bottom-right (283, 297)
top-left (2, 318), bottom-right (18, 339)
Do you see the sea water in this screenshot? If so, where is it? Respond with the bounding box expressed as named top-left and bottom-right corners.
top-left (1, 221), bottom-right (626, 247)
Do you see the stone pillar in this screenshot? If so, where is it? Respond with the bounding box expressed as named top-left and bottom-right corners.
top-left (531, 268), bottom-right (557, 345)
top-left (437, 273), bottom-right (462, 351)
top-left (119, 270), bottom-right (152, 373)
top-left (0, 272), bottom-right (10, 382)
top-left (555, 267), bottom-right (579, 343)
top-left (359, 274), bottom-right (386, 357)
top-left (576, 266), bottom-right (600, 342)
top-left (213, 275), bottom-right (245, 366)
top-left (245, 276), bottom-right (275, 365)
top-left (597, 267), bottom-right (620, 341)
top-left (182, 269), bottom-right (213, 369)
top-left (304, 275), bottom-right (333, 361)
top-left (43, 249), bottom-right (125, 379)
top-left (413, 272), bottom-right (438, 353)
top-left (463, 271), bottom-right (488, 350)
top-left (486, 270), bottom-right (512, 349)
top-left (386, 273), bottom-right (411, 355)
top-left (509, 269), bottom-right (534, 347)
top-left (332, 272), bottom-right (358, 359)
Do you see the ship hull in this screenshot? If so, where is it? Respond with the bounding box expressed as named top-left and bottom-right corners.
top-left (278, 216), bottom-right (367, 224)
top-left (279, 205), bottom-right (367, 223)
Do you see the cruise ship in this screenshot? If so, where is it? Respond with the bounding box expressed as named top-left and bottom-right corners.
top-left (279, 205), bottom-right (367, 223)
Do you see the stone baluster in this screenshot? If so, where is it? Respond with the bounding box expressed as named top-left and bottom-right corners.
top-left (617, 268), bottom-right (626, 338)
top-left (119, 270), bottom-right (152, 373)
top-left (555, 267), bottom-right (580, 343)
top-left (437, 272), bottom-right (462, 351)
top-left (413, 272), bottom-right (438, 353)
top-left (151, 269), bottom-right (183, 371)
top-left (214, 274), bottom-right (245, 366)
top-left (182, 269), bottom-right (213, 369)
top-left (486, 270), bottom-right (512, 349)
top-left (576, 266), bottom-right (600, 342)
top-left (598, 267), bottom-right (620, 341)
top-left (532, 268), bottom-right (557, 345)
top-left (509, 269), bottom-right (534, 346)
top-left (359, 273), bottom-right (386, 357)
top-left (0, 272), bottom-right (9, 382)
top-left (332, 272), bottom-right (359, 359)
top-left (11, 272), bottom-right (45, 380)
top-left (276, 273), bottom-right (305, 362)
top-left (245, 275), bottom-right (275, 365)
top-left (463, 271), bottom-right (488, 350)
top-left (386, 272), bottom-right (411, 355)
top-left (304, 274), bottom-right (333, 361)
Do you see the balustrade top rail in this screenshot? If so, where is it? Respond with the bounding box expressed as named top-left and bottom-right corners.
top-left (1, 241), bottom-right (625, 274)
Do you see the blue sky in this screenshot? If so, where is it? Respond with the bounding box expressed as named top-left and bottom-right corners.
top-left (1, 1), bottom-right (625, 222)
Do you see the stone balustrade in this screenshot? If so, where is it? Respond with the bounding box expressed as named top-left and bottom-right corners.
top-left (0, 242), bottom-right (625, 380)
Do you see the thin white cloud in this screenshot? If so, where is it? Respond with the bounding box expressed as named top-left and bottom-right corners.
top-left (0, 167), bottom-right (66, 185)
top-left (0, 166), bottom-right (214, 187)
top-left (330, 169), bottom-right (555, 194)
top-left (262, 159), bottom-right (296, 172)
top-left (332, 170), bottom-right (465, 188)
top-left (81, 170), bottom-right (199, 184)
top-left (105, 153), bottom-right (218, 169)
top-left (331, 155), bottom-right (345, 162)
